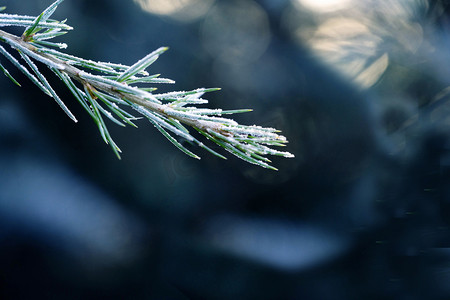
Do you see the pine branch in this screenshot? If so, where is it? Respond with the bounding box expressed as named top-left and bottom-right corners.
top-left (0, 0), bottom-right (294, 170)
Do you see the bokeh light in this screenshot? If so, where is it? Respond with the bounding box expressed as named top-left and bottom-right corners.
top-left (293, 0), bottom-right (353, 13)
top-left (133, 0), bottom-right (215, 22)
top-left (205, 215), bottom-right (351, 271)
top-left (200, 0), bottom-right (271, 65)
top-left (285, 0), bottom-right (428, 89)
top-left (307, 18), bottom-right (388, 88)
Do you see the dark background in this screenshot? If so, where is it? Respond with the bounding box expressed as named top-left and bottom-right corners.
top-left (1, 0), bottom-right (450, 299)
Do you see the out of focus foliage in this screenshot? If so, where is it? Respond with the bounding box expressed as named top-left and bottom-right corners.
top-left (0, 0), bottom-right (449, 299)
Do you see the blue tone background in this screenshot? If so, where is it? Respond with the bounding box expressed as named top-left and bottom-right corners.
top-left (1, 0), bottom-right (450, 299)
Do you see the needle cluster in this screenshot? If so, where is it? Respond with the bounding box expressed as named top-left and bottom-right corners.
top-left (0, 0), bottom-right (294, 170)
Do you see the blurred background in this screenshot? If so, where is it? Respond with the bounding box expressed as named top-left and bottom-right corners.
top-left (1, 0), bottom-right (450, 299)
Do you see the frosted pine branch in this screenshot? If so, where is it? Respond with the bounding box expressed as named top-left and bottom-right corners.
top-left (0, 0), bottom-right (294, 170)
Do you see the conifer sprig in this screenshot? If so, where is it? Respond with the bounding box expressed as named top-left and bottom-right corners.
top-left (0, 0), bottom-right (294, 170)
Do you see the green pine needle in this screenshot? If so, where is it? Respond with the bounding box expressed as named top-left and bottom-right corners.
top-left (0, 61), bottom-right (20, 86)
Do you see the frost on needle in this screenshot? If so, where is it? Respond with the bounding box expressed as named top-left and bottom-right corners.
top-left (0, 0), bottom-right (294, 170)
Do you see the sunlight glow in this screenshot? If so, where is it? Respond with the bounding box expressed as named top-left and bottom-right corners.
top-left (134, 0), bottom-right (214, 22)
top-left (285, 0), bottom-right (427, 89)
top-left (307, 18), bottom-right (388, 88)
top-left (293, 0), bottom-right (352, 13)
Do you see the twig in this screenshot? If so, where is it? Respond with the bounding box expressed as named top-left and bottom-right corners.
top-left (0, 0), bottom-right (294, 170)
